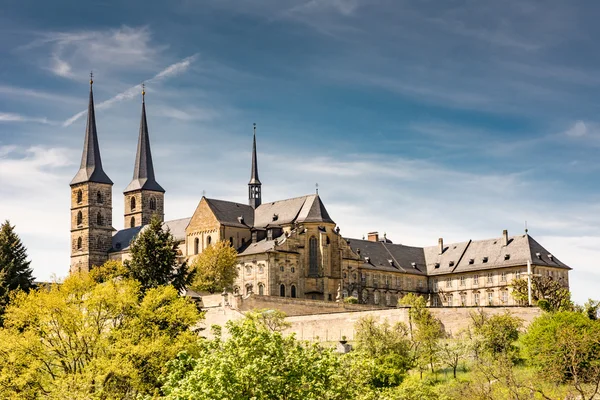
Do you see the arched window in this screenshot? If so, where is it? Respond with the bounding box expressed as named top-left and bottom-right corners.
top-left (96, 191), bottom-right (102, 204)
top-left (326, 236), bottom-right (330, 245)
top-left (309, 236), bottom-right (318, 276)
top-left (130, 217), bottom-right (135, 228)
top-left (130, 197), bottom-right (136, 211)
top-left (280, 284), bottom-right (285, 297)
top-left (77, 211), bottom-right (83, 226)
top-left (207, 236), bottom-right (212, 246)
top-left (149, 197), bottom-right (156, 210)
top-left (194, 238), bottom-right (199, 255)
top-left (258, 283), bottom-right (264, 296)
top-left (246, 284), bottom-right (253, 296)
top-left (77, 237), bottom-right (82, 250)
top-left (96, 212), bottom-right (102, 226)
top-left (76, 190), bottom-right (82, 204)
top-left (291, 285), bottom-right (297, 298)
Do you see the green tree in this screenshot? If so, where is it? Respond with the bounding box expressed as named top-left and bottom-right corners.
top-left (0, 220), bottom-right (35, 324)
top-left (470, 310), bottom-right (521, 360)
top-left (159, 310), bottom-right (354, 400)
top-left (352, 316), bottom-right (413, 388)
top-left (511, 275), bottom-right (572, 311)
top-left (437, 338), bottom-right (470, 378)
top-left (125, 216), bottom-right (190, 292)
top-left (522, 311), bottom-right (600, 400)
top-left (0, 272), bottom-right (202, 399)
top-left (190, 240), bottom-right (238, 294)
top-left (400, 293), bottom-right (444, 375)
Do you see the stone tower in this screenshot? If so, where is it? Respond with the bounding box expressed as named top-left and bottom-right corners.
top-left (70, 76), bottom-right (114, 274)
top-left (123, 87), bottom-right (165, 228)
top-left (248, 123), bottom-right (262, 209)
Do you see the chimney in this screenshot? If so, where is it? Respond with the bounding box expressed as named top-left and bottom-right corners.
top-left (502, 229), bottom-right (509, 246)
top-left (367, 232), bottom-right (379, 242)
top-left (438, 238), bottom-right (444, 255)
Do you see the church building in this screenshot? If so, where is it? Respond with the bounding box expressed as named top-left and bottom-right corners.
top-left (70, 79), bottom-right (571, 307)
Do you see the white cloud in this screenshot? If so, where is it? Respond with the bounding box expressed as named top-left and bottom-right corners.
top-left (564, 120), bottom-right (588, 137)
top-left (0, 112), bottom-right (55, 125)
top-left (63, 54), bottom-right (198, 126)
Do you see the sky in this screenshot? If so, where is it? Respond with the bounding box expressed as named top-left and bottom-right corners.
top-left (1, 0), bottom-right (599, 304)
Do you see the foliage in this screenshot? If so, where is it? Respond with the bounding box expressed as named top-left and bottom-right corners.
top-left (0, 220), bottom-right (35, 323)
top-left (89, 260), bottom-right (129, 283)
top-left (352, 316), bottom-right (413, 388)
top-left (470, 310), bottom-right (521, 359)
top-left (344, 296), bottom-right (359, 304)
top-left (583, 299), bottom-right (600, 320)
top-left (522, 311), bottom-right (600, 400)
top-left (437, 337), bottom-right (470, 378)
top-left (400, 293), bottom-right (445, 374)
top-left (190, 240), bottom-right (238, 294)
top-left (0, 272), bottom-right (202, 399)
top-left (511, 275), bottom-right (572, 312)
top-left (125, 216), bottom-right (191, 292)
top-left (159, 310), bottom-right (354, 400)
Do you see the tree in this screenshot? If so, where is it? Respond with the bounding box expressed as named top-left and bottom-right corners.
top-left (511, 275), bottom-right (572, 311)
top-left (399, 293), bottom-right (444, 375)
top-left (159, 311), bottom-right (354, 400)
top-left (522, 311), bottom-right (600, 400)
top-left (437, 338), bottom-right (469, 378)
top-left (0, 220), bottom-right (34, 323)
top-left (125, 216), bottom-right (190, 292)
top-left (0, 272), bottom-right (202, 399)
top-left (190, 240), bottom-right (237, 294)
top-left (352, 316), bottom-right (413, 388)
top-left (470, 310), bottom-right (521, 360)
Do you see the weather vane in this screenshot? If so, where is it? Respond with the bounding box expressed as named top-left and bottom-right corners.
top-left (316, 183), bottom-right (319, 195)
top-left (89, 71), bottom-right (93, 85)
top-left (142, 82), bottom-right (145, 101)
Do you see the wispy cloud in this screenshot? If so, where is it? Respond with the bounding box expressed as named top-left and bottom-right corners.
top-left (0, 112), bottom-right (55, 125)
top-left (564, 120), bottom-right (588, 137)
top-left (63, 54), bottom-right (198, 126)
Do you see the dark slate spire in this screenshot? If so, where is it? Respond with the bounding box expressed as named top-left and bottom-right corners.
top-left (70, 74), bottom-right (113, 186)
top-left (249, 123), bottom-right (261, 185)
top-left (124, 86), bottom-right (165, 193)
top-left (248, 123), bottom-right (262, 208)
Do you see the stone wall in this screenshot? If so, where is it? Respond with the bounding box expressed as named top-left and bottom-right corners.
top-left (282, 306), bottom-right (542, 342)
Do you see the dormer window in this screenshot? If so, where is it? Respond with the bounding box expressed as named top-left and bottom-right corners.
top-left (536, 252), bottom-right (541, 259)
top-left (411, 262), bottom-right (417, 268)
top-left (364, 257), bottom-right (370, 263)
top-left (548, 254), bottom-right (554, 261)
top-left (469, 259), bottom-right (474, 264)
top-left (449, 261), bottom-right (455, 267)
top-left (482, 257), bottom-right (488, 263)
top-left (272, 213), bottom-right (278, 221)
top-left (504, 254), bottom-right (510, 260)
top-left (434, 263), bottom-right (440, 268)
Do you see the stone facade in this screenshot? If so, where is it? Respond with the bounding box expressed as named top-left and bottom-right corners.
top-left (70, 182), bottom-right (113, 273)
top-left (124, 189), bottom-right (164, 228)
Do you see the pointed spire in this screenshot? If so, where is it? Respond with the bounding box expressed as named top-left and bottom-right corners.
top-left (125, 85), bottom-right (164, 193)
top-left (249, 123), bottom-right (261, 185)
top-left (70, 73), bottom-right (113, 186)
top-left (248, 123), bottom-right (262, 208)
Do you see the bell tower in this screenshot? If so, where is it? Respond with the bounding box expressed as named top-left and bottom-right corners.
top-left (123, 85), bottom-right (165, 228)
top-left (70, 74), bottom-right (114, 274)
top-left (248, 123), bottom-right (262, 209)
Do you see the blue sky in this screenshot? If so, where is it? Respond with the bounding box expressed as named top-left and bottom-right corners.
top-left (1, 0), bottom-right (599, 304)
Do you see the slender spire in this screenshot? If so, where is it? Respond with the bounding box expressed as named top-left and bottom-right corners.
top-left (248, 123), bottom-right (262, 208)
top-left (70, 73), bottom-right (113, 186)
top-left (124, 85), bottom-right (165, 193)
top-left (249, 123), bottom-right (261, 185)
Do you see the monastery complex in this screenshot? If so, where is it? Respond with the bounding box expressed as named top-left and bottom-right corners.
top-left (70, 80), bottom-right (571, 308)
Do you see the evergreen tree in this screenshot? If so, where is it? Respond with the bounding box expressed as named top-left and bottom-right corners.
top-left (0, 220), bottom-right (35, 320)
top-left (124, 216), bottom-right (190, 292)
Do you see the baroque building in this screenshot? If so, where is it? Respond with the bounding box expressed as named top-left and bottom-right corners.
top-left (70, 80), bottom-right (571, 306)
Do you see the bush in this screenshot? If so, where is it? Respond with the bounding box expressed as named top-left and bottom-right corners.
top-left (344, 296), bottom-right (359, 304)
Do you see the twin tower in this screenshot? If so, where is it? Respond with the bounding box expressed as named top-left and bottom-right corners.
top-left (69, 78), bottom-right (263, 273)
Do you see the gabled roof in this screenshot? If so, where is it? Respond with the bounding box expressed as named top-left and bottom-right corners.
top-left (345, 238), bottom-right (427, 275)
top-left (205, 198), bottom-right (255, 228)
top-left (124, 96), bottom-right (164, 193)
top-left (254, 194), bottom-right (335, 228)
top-left (70, 81), bottom-right (113, 186)
top-left (109, 217), bottom-right (191, 252)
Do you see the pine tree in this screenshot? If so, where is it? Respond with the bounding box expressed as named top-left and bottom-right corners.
top-left (0, 220), bottom-right (35, 321)
top-left (124, 216), bottom-right (191, 292)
